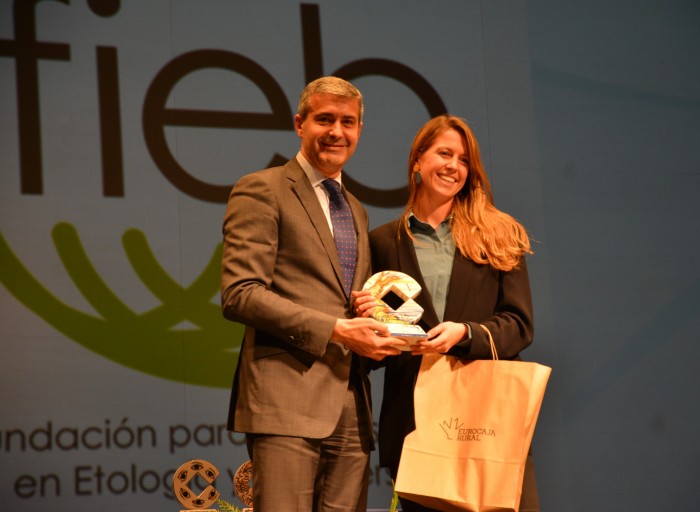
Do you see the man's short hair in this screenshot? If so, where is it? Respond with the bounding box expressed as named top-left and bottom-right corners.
top-left (297, 76), bottom-right (364, 122)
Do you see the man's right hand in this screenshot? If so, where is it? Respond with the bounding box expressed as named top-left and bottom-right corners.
top-left (331, 317), bottom-right (408, 360)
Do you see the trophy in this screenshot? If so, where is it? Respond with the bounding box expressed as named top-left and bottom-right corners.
top-left (173, 460), bottom-right (220, 512)
top-left (233, 460), bottom-right (254, 511)
top-left (173, 459), bottom-right (254, 511)
top-left (363, 271), bottom-right (428, 349)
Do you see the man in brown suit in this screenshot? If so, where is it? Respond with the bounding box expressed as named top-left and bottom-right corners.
top-left (221, 76), bottom-right (404, 511)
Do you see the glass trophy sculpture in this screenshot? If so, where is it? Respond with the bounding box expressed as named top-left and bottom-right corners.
top-left (362, 270), bottom-right (428, 349)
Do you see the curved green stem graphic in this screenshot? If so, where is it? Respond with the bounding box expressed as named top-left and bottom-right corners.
top-left (0, 223), bottom-right (243, 388)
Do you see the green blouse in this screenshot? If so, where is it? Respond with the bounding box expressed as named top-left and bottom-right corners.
top-left (408, 212), bottom-right (455, 322)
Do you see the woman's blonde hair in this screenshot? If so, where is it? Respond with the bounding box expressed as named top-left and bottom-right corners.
top-left (400, 115), bottom-right (532, 272)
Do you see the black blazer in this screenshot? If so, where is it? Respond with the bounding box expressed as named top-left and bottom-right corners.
top-left (369, 219), bottom-right (535, 469)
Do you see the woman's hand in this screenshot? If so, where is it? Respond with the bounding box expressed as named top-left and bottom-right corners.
top-left (351, 290), bottom-right (378, 318)
top-left (411, 321), bottom-right (467, 354)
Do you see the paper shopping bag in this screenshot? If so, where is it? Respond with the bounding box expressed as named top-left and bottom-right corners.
top-left (394, 330), bottom-right (551, 512)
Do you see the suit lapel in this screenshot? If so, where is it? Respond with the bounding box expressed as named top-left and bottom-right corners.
top-left (346, 191), bottom-right (369, 291)
top-left (286, 159), bottom-right (348, 297)
top-left (443, 251), bottom-right (482, 322)
top-left (394, 224), bottom-right (441, 329)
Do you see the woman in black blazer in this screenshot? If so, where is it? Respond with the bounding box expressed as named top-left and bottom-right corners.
top-left (354, 115), bottom-right (539, 511)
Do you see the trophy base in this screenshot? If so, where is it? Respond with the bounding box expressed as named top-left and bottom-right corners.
top-left (387, 323), bottom-right (428, 350)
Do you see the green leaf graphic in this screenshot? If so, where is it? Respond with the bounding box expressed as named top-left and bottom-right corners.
top-left (0, 223), bottom-right (243, 388)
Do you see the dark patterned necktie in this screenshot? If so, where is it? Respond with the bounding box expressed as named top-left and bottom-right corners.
top-left (322, 179), bottom-right (357, 293)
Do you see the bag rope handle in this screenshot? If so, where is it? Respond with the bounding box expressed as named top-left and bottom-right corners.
top-left (480, 324), bottom-right (499, 361)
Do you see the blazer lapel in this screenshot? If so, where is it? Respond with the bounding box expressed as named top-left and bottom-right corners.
top-left (346, 190), bottom-right (370, 292)
top-left (286, 159), bottom-right (347, 296)
top-left (443, 251), bottom-right (481, 322)
top-left (394, 224), bottom-right (441, 329)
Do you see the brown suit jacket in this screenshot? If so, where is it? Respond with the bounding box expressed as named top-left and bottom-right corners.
top-left (221, 158), bottom-right (373, 441)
